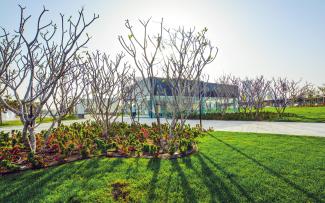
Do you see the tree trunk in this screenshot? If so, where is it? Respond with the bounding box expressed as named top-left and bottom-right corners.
top-left (22, 123), bottom-right (29, 147)
top-left (154, 104), bottom-right (161, 129)
top-left (28, 126), bottom-right (36, 153)
top-left (0, 110), bottom-right (2, 125)
top-left (57, 119), bottom-right (62, 127)
top-left (45, 120), bottom-right (57, 140)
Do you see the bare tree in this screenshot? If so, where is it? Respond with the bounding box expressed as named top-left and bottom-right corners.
top-left (236, 76), bottom-right (270, 119)
top-left (84, 51), bottom-right (130, 137)
top-left (0, 27), bottom-right (23, 95)
top-left (214, 74), bottom-right (237, 115)
top-left (235, 77), bottom-right (255, 115)
top-left (45, 56), bottom-right (87, 134)
top-left (318, 84), bottom-right (325, 104)
top-left (269, 77), bottom-right (292, 115)
top-left (121, 74), bottom-right (147, 123)
top-left (251, 76), bottom-right (271, 118)
top-left (161, 27), bottom-right (217, 134)
top-left (0, 6), bottom-right (98, 153)
top-left (269, 78), bottom-right (308, 115)
top-left (118, 18), bottom-right (163, 129)
top-left (302, 83), bottom-right (317, 106)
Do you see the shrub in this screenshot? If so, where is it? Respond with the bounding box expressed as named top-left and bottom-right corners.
top-left (28, 152), bottom-right (46, 169)
top-left (0, 159), bottom-right (20, 172)
top-left (0, 121), bottom-right (201, 172)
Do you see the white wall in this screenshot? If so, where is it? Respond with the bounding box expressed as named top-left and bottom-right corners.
top-left (1, 110), bottom-right (16, 121)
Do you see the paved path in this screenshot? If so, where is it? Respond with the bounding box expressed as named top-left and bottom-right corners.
top-left (1, 117), bottom-right (325, 137)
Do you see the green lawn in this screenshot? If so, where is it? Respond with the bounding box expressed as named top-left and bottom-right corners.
top-left (1, 131), bottom-right (324, 202)
top-left (0, 115), bottom-right (79, 127)
top-left (265, 106), bottom-right (325, 122)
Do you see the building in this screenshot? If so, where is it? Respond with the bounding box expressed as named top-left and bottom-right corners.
top-left (130, 77), bottom-right (239, 118)
top-left (1, 109), bottom-right (16, 121)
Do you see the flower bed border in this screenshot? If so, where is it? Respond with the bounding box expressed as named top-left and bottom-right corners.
top-left (0, 144), bottom-right (198, 176)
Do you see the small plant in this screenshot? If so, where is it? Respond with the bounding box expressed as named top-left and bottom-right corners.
top-left (80, 146), bottom-right (91, 159)
top-left (167, 140), bottom-right (177, 155)
top-left (0, 159), bottom-right (20, 172)
top-left (0, 120), bottom-right (201, 173)
top-left (28, 152), bottom-right (46, 169)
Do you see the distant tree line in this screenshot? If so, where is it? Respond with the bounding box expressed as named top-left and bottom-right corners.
top-left (210, 74), bottom-right (324, 120)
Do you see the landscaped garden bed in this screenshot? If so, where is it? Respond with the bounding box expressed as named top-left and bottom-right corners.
top-left (0, 121), bottom-right (201, 174)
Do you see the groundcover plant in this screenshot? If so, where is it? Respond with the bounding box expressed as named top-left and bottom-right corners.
top-left (0, 121), bottom-right (202, 173)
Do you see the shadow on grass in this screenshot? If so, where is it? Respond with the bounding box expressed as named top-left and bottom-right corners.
top-left (208, 133), bottom-right (322, 202)
top-left (147, 158), bottom-right (161, 201)
top-left (0, 158), bottom-right (123, 202)
top-left (199, 153), bottom-right (255, 202)
top-left (196, 154), bottom-right (237, 202)
top-left (171, 159), bottom-right (198, 203)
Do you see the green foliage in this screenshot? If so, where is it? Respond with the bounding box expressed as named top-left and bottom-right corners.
top-left (0, 121), bottom-right (200, 172)
top-left (27, 152), bottom-right (46, 169)
top-left (0, 131), bottom-right (24, 172)
top-left (0, 159), bottom-right (20, 171)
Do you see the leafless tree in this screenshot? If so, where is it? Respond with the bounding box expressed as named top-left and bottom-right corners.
top-left (318, 84), bottom-right (325, 104)
top-left (269, 77), bottom-right (312, 115)
top-left (161, 27), bottom-right (217, 134)
top-left (121, 74), bottom-right (147, 123)
top-left (237, 76), bottom-right (270, 118)
top-left (233, 77), bottom-right (255, 115)
top-left (45, 56), bottom-right (87, 134)
top-left (0, 6), bottom-right (98, 153)
top-left (83, 51), bottom-right (130, 137)
top-left (214, 74), bottom-right (237, 115)
top-left (0, 27), bottom-right (23, 95)
top-left (118, 18), bottom-right (164, 129)
top-left (302, 83), bottom-right (317, 106)
top-left (251, 76), bottom-right (271, 118)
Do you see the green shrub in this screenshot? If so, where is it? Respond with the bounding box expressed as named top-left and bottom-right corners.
top-left (0, 159), bottom-right (20, 171)
top-left (28, 152), bottom-right (46, 169)
top-left (0, 121), bottom-right (201, 172)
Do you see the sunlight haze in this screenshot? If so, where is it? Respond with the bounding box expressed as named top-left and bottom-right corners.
top-left (1, 0), bottom-right (324, 85)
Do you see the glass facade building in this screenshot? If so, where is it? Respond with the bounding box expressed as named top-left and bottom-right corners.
top-left (131, 77), bottom-right (239, 118)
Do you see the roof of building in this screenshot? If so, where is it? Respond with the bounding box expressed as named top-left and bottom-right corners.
top-left (137, 77), bottom-right (239, 98)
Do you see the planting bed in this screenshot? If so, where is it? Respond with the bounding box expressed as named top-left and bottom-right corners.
top-left (0, 121), bottom-right (201, 174)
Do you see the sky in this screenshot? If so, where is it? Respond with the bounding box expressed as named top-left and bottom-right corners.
top-left (1, 0), bottom-right (325, 86)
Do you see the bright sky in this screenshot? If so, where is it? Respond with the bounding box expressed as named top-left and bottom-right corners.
top-left (1, 0), bottom-right (325, 85)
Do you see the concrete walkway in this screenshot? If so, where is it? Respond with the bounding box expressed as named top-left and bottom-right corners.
top-left (1, 117), bottom-right (325, 137)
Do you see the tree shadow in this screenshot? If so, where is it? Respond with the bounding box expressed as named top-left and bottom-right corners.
top-left (1, 157), bottom-right (123, 202)
top-left (171, 159), bottom-right (198, 203)
top-left (199, 153), bottom-right (255, 202)
top-left (163, 168), bottom-right (174, 203)
top-left (196, 154), bottom-right (237, 202)
top-left (146, 158), bottom-right (161, 201)
top-left (1, 161), bottom-right (82, 201)
top-left (208, 133), bottom-right (322, 202)
top-left (181, 156), bottom-right (194, 169)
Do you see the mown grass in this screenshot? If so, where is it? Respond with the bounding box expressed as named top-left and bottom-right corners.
top-left (0, 115), bottom-right (79, 127)
top-left (265, 106), bottom-right (325, 122)
top-left (1, 131), bottom-right (324, 202)
top-left (199, 106), bottom-right (325, 122)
